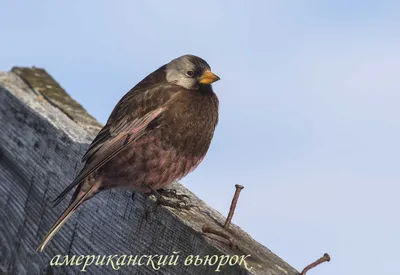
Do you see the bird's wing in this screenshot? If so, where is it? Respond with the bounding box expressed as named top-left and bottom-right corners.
top-left (53, 78), bottom-right (180, 206)
top-left (82, 66), bottom-right (169, 163)
top-left (73, 107), bottom-right (165, 185)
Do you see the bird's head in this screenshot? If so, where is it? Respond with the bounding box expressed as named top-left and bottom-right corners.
top-left (165, 55), bottom-right (220, 90)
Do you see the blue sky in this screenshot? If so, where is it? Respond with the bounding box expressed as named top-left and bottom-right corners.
top-left (1, 1), bottom-right (399, 274)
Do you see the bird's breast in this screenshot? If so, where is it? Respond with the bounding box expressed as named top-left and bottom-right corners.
top-left (160, 91), bottom-right (219, 157)
top-left (101, 132), bottom-right (206, 192)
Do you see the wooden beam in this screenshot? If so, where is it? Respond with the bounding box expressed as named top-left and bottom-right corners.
top-left (0, 69), bottom-right (299, 275)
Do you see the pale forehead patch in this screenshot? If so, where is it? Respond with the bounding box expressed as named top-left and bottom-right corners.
top-left (169, 55), bottom-right (211, 71)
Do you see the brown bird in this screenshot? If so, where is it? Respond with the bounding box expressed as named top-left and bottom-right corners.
top-left (37, 54), bottom-right (220, 252)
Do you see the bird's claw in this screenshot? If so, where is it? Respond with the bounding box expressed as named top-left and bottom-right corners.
top-left (156, 195), bottom-right (196, 210)
top-left (157, 188), bottom-right (192, 203)
top-left (143, 187), bottom-right (197, 219)
top-left (144, 196), bottom-right (196, 220)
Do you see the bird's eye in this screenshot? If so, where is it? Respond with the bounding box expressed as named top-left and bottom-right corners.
top-left (185, 70), bottom-right (195, 77)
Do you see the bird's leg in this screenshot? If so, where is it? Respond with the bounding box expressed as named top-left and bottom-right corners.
top-left (157, 188), bottom-right (191, 203)
top-left (144, 184), bottom-right (195, 211)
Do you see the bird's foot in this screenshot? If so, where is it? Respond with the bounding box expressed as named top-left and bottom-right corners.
top-left (157, 188), bottom-right (191, 203)
top-left (155, 195), bottom-right (195, 210)
top-left (143, 185), bottom-right (197, 219)
top-left (144, 195), bottom-right (196, 220)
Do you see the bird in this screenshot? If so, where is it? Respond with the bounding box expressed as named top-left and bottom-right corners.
top-left (37, 54), bottom-right (220, 252)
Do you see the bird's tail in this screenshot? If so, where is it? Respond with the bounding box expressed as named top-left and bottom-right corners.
top-left (36, 185), bottom-right (95, 252)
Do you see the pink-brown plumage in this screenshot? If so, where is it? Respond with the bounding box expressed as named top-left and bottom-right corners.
top-left (37, 54), bottom-right (220, 252)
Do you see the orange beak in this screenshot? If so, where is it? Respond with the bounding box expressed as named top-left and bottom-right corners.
top-left (199, 70), bottom-right (220, 84)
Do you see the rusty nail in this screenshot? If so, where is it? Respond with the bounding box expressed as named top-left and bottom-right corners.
top-left (224, 184), bottom-right (244, 229)
top-left (202, 224), bottom-right (237, 249)
top-left (301, 253), bottom-right (331, 275)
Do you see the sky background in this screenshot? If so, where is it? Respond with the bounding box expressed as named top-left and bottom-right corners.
top-left (1, 1), bottom-right (399, 274)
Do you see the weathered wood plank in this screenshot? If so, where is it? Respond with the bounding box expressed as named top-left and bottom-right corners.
top-left (11, 66), bottom-right (102, 136)
top-left (0, 70), bottom-right (299, 275)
